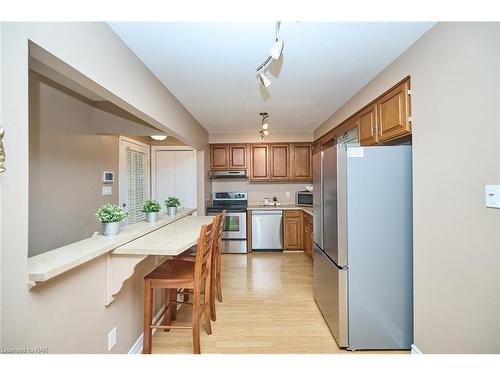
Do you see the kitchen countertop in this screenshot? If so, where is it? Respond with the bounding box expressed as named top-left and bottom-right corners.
top-left (247, 205), bottom-right (313, 216)
top-left (27, 208), bottom-right (197, 284)
top-left (113, 215), bottom-right (214, 256)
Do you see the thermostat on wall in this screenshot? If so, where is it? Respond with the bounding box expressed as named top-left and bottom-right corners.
top-left (102, 171), bottom-right (114, 184)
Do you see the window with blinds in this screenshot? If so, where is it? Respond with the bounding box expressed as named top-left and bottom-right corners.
top-left (126, 148), bottom-right (146, 224)
top-left (335, 128), bottom-right (359, 144)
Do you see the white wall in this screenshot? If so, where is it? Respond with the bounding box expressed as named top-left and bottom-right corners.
top-left (315, 22), bottom-right (500, 353)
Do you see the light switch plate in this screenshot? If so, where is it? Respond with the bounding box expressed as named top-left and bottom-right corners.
top-left (108, 327), bottom-right (117, 351)
top-left (485, 185), bottom-right (500, 208)
top-left (102, 186), bottom-right (112, 196)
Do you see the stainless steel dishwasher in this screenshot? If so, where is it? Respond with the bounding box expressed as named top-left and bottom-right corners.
top-left (251, 210), bottom-right (283, 251)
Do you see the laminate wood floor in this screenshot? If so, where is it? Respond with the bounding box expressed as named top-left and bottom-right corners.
top-left (152, 252), bottom-right (409, 354)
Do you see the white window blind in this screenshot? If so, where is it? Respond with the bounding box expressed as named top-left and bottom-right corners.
top-left (126, 148), bottom-right (146, 224)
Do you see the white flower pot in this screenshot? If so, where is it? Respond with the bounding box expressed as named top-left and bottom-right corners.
top-left (146, 212), bottom-right (159, 223)
top-left (103, 222), bottom-right (121, 236)
top-left (166, 206), bottom-right (177, 216)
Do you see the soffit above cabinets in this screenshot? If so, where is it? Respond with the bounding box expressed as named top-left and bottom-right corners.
top-left (109, 22), bottom-right (434, 134)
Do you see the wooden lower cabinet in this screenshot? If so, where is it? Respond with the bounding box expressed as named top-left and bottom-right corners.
top-left (303, 212), bottom-right (313, 258)
top-left (283, 210), bottom-right (303, 250)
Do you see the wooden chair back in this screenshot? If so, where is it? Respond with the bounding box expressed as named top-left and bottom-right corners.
top-left (193, 216), bottom-right (218, 286)
top-left (213, 210), bottom-right (226, 268)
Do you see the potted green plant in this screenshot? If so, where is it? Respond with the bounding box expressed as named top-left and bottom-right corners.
top-left (142, 199), bottom-right (162, 223)
top-left (164, 197), bottom-right (181, 216)
top-left (95, 204), bottom-right (127, 236)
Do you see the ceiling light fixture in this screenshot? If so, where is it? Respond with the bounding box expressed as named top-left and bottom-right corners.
top-left (151, 135), bottom-right (168, 141)
top-left (256, 22), bottom-right (284, 88)
top-left (259, 112), bottom-right (270, 141)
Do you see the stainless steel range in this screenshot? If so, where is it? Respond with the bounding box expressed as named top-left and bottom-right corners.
top-left (206, 192), bottom-right (247, 254)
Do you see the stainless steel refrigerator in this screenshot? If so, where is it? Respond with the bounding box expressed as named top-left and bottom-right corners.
top-left (313, 144), bottom-right (413, 350)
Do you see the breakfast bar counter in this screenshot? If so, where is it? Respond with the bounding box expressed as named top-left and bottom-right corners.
top-left (27, 208), bottom-right (197, 284)
top-left (113, 216), bottom-right (214, 256)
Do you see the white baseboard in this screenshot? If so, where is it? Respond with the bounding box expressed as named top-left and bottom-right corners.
top-left (411, 344), bottom-right (423, 354)
top-left (128, 304), bottom-right (166, 354)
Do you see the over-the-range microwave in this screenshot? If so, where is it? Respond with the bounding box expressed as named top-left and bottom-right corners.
top-left (296, 191), bottom-right (313, 207)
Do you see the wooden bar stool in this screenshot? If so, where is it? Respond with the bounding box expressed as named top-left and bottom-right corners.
top-left (176, 210), bottom-right (225, 321)
top-left (143, 216), bottom-right (219, 354)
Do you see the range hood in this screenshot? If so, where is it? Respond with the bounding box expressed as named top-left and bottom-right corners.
top-left (209, 170), bottom-right (247, 179)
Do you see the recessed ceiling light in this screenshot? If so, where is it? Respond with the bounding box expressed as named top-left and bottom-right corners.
top-left (151, 135), bottom-right (168, 141)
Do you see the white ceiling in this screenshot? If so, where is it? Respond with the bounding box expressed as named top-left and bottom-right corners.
top-left (109, 22), bottom-right (434, 134)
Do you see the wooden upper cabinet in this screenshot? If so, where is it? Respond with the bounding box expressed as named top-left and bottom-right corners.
top-left (357, 103), bottom-right (378, 146)
top-left (249, 144), bottom-right (269, 181)
top-left (377, 80), bottom-right (411, 142)
top-left (210, 145), bottom-right (229, 170)
top-left (229, 144), bottom-right (247, 170)
top-left (290, 143), bottom-right (312, 181)
top-left (269, 144), bottom-right (290, 181)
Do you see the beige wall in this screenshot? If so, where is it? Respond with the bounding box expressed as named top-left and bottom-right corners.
top-left (209, 132), bottom-right (313, 144)
top-left (29, 71), bottom-right (120, 256)
top-left (0, 22), bottom-right (3, 348)
top-left (1, 22), bottom-right (209, 353)
top-left (315, 23), bottom-right (500, 353)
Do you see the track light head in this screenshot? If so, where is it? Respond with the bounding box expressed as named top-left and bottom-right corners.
top-left (259, 72), bottom-right (271, 88)
top-left (262, 122), bottom-right (269, 130)
top-left (269, 39), bottom-right (284, 60)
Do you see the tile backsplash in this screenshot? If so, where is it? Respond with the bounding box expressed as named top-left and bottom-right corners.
top-left (212, 180), bottom-right (308, 205)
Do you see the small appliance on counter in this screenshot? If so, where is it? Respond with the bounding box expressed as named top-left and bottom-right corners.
top-left (206, 192), bottom-right (248, 253)
top-left (296, 190), bottom-right (313, 207)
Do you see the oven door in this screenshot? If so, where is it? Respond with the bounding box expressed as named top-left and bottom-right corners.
top-left (208, 212), bottom-right (247, 239)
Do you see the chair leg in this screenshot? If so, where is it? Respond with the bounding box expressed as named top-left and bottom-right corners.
top-left (210, 270), bottom-right (217, 322)
top-left (216, 257), bottom-right (223, 303)
top-left (143, 281), bottom-right (153, 354)
top-left (162, 289), bottom-right (172, 332)
top-left (204, 280), bottom-right (213, 334)
top-left (192, 292), bottom-right (201, 354)
top-left (216, 275), bottom-right (223, 303)
top-left (170, 289), bottom-right (178, 321)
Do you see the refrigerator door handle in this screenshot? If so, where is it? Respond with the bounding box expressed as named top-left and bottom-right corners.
top-left (337, 145), bottom-right (348, 266)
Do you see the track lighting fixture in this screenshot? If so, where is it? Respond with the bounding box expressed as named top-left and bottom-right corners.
top-left (259, 112), bottom-right (270, 141)
top-left (256, 22), bottom-right (284, 88)
top-left (269, 22), bottom-right (284, 60)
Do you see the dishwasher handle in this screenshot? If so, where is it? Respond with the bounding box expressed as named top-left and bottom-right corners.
top-left (252, 210), bottom-right (283, 216)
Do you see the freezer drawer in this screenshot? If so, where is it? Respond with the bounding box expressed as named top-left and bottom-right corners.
top-left (313, 244), bottom-right (348, 347)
